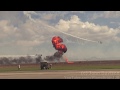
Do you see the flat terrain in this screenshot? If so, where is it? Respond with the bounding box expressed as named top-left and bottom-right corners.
top-left (0, 60), bottom-right (120, 79)
top-left (0, 70), bottom-right (120, 79)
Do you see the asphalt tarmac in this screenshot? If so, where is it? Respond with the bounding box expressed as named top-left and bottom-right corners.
top-left (0, 70), bottom-right (120, 79)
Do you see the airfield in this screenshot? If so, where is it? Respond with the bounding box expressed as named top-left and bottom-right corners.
top-left (1, 70), bottom-right (120, 79)
top-left (1, 60), bottom-right (120, 79)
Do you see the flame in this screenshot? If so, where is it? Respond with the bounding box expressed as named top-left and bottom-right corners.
top-left (52, 36), bottom-right (67, 53)
top-left (64, 56), bottom-right (74, 64)
top-left (52, 36), bottom-right (63, 45)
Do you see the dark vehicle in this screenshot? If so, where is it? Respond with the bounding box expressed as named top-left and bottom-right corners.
top-left (40, 61), bottom-right (52, 70)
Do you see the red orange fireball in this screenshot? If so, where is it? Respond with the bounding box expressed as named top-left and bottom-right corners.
top-left (52, 36), bottom-right (67, 53)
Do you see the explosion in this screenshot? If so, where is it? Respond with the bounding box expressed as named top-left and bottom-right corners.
top-left (52, 36), bottom-right (67, 61)
top-left (52, 36), bottom-right (67, 53)
top-left (44, 36), bottom-right (67, 61)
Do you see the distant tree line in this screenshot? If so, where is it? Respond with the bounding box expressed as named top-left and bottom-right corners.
top-left (0, 55), bottom-right (42, 65)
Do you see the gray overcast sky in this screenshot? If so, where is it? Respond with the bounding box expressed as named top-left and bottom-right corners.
top-left (0, 11), bottom-right (120, 61)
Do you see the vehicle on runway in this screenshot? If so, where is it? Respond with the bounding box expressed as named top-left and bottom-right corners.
top-left (40, 61), bottom-right (52, 70)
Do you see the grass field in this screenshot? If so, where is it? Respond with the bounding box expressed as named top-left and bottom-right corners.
top-left (1, 61), bottom-right (120, 72)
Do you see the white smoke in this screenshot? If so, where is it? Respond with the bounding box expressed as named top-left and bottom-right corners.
top-left (23, 11), bottom-right (37, 22)
top-left (23, 11), bottom-right (101, 44)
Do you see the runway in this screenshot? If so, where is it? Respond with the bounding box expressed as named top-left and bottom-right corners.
top-left (0, 70), bottom-right (120, 79)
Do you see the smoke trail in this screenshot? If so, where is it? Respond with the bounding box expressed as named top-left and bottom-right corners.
top-left (23, 11), bottom-right (37, 22)
top-left (42, 22), bottom-right (101, 43)
top-left (23, 11), bottom-right (102, 44)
